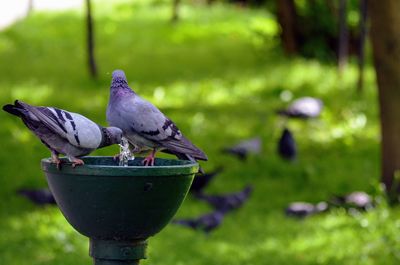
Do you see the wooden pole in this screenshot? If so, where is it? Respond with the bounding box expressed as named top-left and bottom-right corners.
top-left (357, 0), bottom-right (368, 93)
top-left (86, 0), bottom-right (97, 78)
top-left (338, 0), bottom-right (348, 74)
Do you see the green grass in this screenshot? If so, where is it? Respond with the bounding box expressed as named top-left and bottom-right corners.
top-left (0, 1), bottom-right (399, 264)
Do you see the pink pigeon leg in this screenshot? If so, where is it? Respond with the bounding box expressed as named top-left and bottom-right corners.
top-left (143, 149), bottom-right (157, 166)
top-left (51, 151), bottom-right (63, 170)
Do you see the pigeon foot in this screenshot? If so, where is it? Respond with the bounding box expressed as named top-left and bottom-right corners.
top-left (71, 158), bottom-right (85, 168)
top-left (143, 156), bottom-right (155, 166)
top-left (143, 149), bottom-right (156, 166)
top-left (51, 153), bottom-right (63, 170)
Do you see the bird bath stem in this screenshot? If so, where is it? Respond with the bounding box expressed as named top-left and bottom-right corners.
top-left (90, 239), bottom-right (147, 265)
top-left (41, 157), bottom-right (198, 265)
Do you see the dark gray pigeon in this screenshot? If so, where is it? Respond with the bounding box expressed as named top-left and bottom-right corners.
top-left (17, 188), bottom-right (56, 206)
top-left (277, 127), bottom-right (297, 161)
top-left (285, 201), bottom-right (329, 218)
top-left (190, 166), bottom-right (224, 194)
top-left (107, 70), bottom-right (207, 166)
top-left (195, 185), bottom-right (253, 213)
top-left (277, 97), bottom-right (323, 119)
top-left (3, 100), bottom-right (123, 168)
top-left (172, 211), bottom-right (225, 233)
top-left (222, 137), bottom-right (262, 161)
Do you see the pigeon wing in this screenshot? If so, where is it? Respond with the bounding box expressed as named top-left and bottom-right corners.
top-left (17, 101), bottom-right (102, 149)
top-left (121, 96), bottom-right (207, 160)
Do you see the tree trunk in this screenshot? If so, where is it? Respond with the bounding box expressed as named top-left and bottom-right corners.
top-left (338, 0), bottom-right (348, 74)
top-left (171, 0), bottom-right (181, 23)
top-left (357, 0), bottom-right (368, 93)
top-left (86, 0), bottom-right (97, 78)
top-left (276, 0), bottom-right (298, 55)
top-left (369, 0), bottom-right (400, 195)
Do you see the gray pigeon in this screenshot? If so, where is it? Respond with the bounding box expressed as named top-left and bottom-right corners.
top-left (277, 97), bottom-right (323, 119)
top-left (329, 191), bottom-right (373, 211)
top-left (195, 185), bottom-right (253, 213)
top-left (17, 188), bottom-right (56, 206)
top-left (222, 137), bottom-right (262, 161)
top-left (107, 70), bottom-right (207, 166)
top-left (172, 211), bottom-right (225, 233)
top-left (285, 201), bottom-right (329, 218)
top-left (3, 100), bottom-right (122, 168)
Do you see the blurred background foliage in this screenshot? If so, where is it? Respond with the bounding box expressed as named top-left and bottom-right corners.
top-left (0, 0), bottom-right (399, 264)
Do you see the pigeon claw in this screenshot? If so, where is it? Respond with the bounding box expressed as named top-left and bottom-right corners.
top-left (142, 149), bottom-right (156, 166)
top-left (55, 160), bottom-right (63, 170)
top-left (51, 156), bottom-right (63, 170)
top-left (142, 156), bottom-right (155, 166)
top-left (71, 159), bottom-right (85, 168)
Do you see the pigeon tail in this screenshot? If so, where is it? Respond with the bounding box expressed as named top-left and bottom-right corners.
top-left (276, 109), bottom-right (290, 116)
top-left (173, 152), bottom-right (205, 174)
top-left (162, 135), bottom-right (208, 161)
top-left (2, 100), bottom-right (26, 117)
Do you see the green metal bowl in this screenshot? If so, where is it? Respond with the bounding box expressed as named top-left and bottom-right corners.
top-left (41, 156), bottom-right (197, 240)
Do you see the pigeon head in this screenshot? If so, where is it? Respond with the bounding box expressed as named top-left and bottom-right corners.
top-left (104, 126), bottom-right (123, 145)
top-left (244, 185), bottom-right (254, 195)
top-left (112, 70), bottom-right (127, 81)
top-left (283, 128), bottom-right (290, 135)
top-left (111, 70), bottom-right (129, 89)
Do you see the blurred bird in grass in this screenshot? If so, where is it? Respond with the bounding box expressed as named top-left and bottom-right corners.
top-left (190, 166), bottom-right (224, 194)
top-left (17, 188), bottom-right (56, 206)
top-left (195, 185), bottom-right (253, 213)
top-left (285, 201), bottom-right (329, 218)
top-left (172, 211), bottom-right (225, 233)
top-left (277, 97), bottom-right (323, 119)
top-left (277, 127), bottom-right (297, 161)
top-left (222, 137), bottom-right (262, 161)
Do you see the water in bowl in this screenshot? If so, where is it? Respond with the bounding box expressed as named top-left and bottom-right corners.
top-left (118, 137), bottom-right (134, 167)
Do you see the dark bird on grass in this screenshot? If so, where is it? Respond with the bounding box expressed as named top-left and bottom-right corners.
top-left (329, 191), bottom-right (373, 211)
top-left (107, 70), bottom-right (207, 167)
top-left (172, 211), bottom-right (225, 233)
top-left (222, 137), bottom-right (262, 161)
top-left (195, 185), bottom-right (253, 213)
top-left (3, 100), bottom-right (123, 168)
top-left (277, 127), bottom-right (297, 161)
top-left (17, 188), bottom-right (56, 206)
top-left (277, 97), bottom-right (323, 119)
top-left (190, 166), bottom-right (224, 194)
top-left (285, 201), bottom-right (329, 218)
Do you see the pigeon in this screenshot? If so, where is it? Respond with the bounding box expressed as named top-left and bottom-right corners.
top-left (277, 97), bottom-right (323, 119)
top-left (106, 70), bottom-right (207, 167)
top-left (17, 188), bottom-right (56, 206)
top-left (285, 201), bottom-right (329, 218)
top-left (172, 211), bottom-right (225, 233)
top-left (222, 137), bottom-right (262, 161)
top-left (3, 100), bottom-right (123, 168)
top-left (329, 191), bottom-right (373, 211)
top-left (277, 127), bottom-right (297, 161)
top-left (195, 185), bottom-right (253, 213)
top-left (190, 166), bottom-right (224, 194)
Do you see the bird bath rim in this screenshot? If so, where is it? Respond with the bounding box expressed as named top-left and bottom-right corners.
top-left (41, 156), bottom-right (199, 176)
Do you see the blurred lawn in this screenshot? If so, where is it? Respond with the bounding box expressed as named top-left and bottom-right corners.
top-left (0, 1), bottom-right (400, 264)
